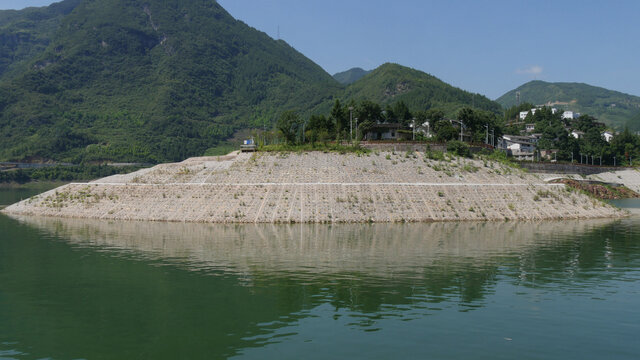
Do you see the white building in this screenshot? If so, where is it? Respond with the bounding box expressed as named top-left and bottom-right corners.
top-left (602, 131), bottom-right (614, 142)
top-left (519, 108), bottom-right (538, 120)
top-left (562, 111), bottom-right (581, 120)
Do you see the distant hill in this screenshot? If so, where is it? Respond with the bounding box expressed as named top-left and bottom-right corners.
top-left (496, 80), bottom-right (640, 129)
top-left (342, 63), bottom-right (502, 117)
top-left (0, 0), bottom-right (340, 163)
top-left (333, 67), bottom-right (370, 85)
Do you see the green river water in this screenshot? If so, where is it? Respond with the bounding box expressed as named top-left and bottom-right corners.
top-left (0, 185), bottom-right (639, 359)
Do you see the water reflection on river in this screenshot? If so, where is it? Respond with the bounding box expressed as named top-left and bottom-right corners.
top-left (1, 213), bottom-right (639, 359)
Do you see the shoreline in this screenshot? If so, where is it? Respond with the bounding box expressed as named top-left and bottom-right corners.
top-left (2, 151), bottom-right (627, 223)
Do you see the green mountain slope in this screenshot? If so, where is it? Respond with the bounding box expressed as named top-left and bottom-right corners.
top-left (342, 63), bottom-right (502, 116)
top-left (496, 80), bottom-right (640, 129)
top-left (0, 0), bottom-right (82, 81)
top-left (333, 67), bottom-right (371, 85)
top-left (0, 0), bottom-right (340, 163)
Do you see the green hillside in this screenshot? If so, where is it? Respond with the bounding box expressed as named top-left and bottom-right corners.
top-left (342, 63), bottom-right (502, 117)
top-left (0, 0), bottom-right (82, 81)
top-left (333, 67), bottom-right (371, 85)
top-left (496, 80), bottom-right (640, 130)
top-left (0, 0), bottom-right (340, 163)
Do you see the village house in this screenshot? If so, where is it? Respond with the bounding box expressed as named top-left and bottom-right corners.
top-left (497, 134), bottom-right (537, 161)
top-left (602, 130), bottom-right (614, 142)
top-left (562, 111), bottom-right (581, 120)
top-left (365, 123), bottom-right (404, 140)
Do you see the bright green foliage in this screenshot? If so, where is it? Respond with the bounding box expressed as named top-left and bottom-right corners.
top-left (497, 80), bottom-right (640, 130)
top-left (277, 111), bottom-right (303, 145)
top-left (433, 120), bottom-right (457, 142)
top-left (446, 140), bottom-right (471, 158)
top-left (457, 107), bottom-right (503, 143)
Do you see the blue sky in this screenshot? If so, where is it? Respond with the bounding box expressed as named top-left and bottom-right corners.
top-left (2, 0), bottom-right (639, 99)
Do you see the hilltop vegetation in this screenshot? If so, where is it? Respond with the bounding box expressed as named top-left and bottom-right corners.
top-left (497, 80), bottom-right (640, 130)
top-left (332, 67), bottom-right (371, 85)
top-left (343, 63), bottom-right (502, 118)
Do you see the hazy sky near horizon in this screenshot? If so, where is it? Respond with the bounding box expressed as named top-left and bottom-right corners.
top-left (2, 0), bottom-right (639, 99)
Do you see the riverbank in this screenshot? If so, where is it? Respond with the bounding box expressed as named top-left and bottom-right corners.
top-left (1, 151), bottom-right (625, 223)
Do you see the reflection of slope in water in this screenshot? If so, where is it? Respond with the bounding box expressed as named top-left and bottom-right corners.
top-left (12, 215), bottom-right (618, 281)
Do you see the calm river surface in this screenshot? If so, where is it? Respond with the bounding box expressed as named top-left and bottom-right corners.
top-left (1, 187), bottom-right (639, 359)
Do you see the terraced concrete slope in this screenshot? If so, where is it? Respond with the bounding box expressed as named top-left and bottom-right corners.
top-left (2, 151), bottom-right (624, 223)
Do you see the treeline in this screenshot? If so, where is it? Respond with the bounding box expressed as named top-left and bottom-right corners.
top-left (0, 164), bottom-right (143, 184)
top-left (274, 99), bottom-right (504, 145)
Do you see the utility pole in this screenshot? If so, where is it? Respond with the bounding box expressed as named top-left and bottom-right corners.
top-left (459, 120), bottom-right (464, 142)
top-left (412, 118), bottom-right (416, 141)
top-left (355, 118), bottom-right (359, 142)
top-left (302, 121), bottom-right (306, 143)
top-left (350, 108), bottom-right (354, 143)
top-left (484, 124), bottom-right (488, 145)
top-left (491, 129), bottom-right (495, 147)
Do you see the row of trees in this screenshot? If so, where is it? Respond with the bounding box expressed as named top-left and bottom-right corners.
top-left (274, 100), bottom-right (640, 166)
top-left (276, 99), bottom-right (504, 145)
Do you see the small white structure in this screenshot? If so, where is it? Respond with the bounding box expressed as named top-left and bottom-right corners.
top-left (562, 111), bottom-right (581, 120)
top-left (416, 121), bottom-right (433, 138)
top-left (570, 130), bottom-right (585, 139)
top-left (519, 108), bottom-right (538, 120)
top-left (519, 111), bottom-right (529, 120)
top-left (525, 124), bottom-right (535, 132)
top-left (602, 131), bottom-right (614, 142)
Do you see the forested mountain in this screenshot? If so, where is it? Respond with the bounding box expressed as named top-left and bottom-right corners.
top-left (341, 63), bottom-right (502, 117)
top-left (0, 1), bottom-right (502, 164)
top-left (0, 0), bottom-right (82, 81)
top-left (0, 0), bottom-right (340, 163)
top-left (497, 81), bottom-right (640, 130)
top-left (332, 67), bottom-right (370, 85)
